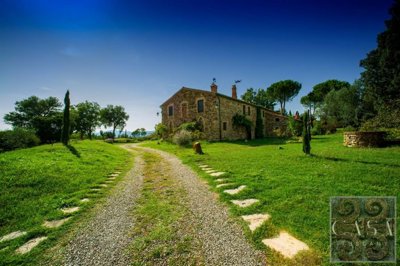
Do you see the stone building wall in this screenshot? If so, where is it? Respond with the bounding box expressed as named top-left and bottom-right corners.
top-left (161, 86), bottom-right (288, 141)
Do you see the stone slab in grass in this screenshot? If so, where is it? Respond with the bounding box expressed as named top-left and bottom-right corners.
top-left (107, 176), bottom-right (116, 180)
top-left (262, 231), bottom-right (309, 259)
top-left (61, 206), bottom-right (80, 214)
top-left (224, 185), bottom-right (246, 195)
top-left (43, 217), bottom-right (71, 228)
top-left (202, 167), bottom-right (213, 171)
top-left (215, 178), bottom-right (228, 183)
top-left (231, 199), bottom-right (259, 208)
top-left (15, 236), bottom-right (47, 255)
top-left (90, 188), bottom-right (101, 192)
top-left (113, 171), bottom-right (122, 174)
top-left (241, 214), bottom-right (270, 231)
top-left (199, 164), bottom-right (209, 168)
top-left (108, 173), bottom-right (119, 177)
top-left (216, 183), bottom-right (234, 188)
top-left (0, 231), bottom-right (27, 243)
top-left (80, 198), bottom-right (90, 203)
top-left (210, 172), bottom-right (226, 177)
top-left (205, 170), bottom-right (217, 173)
top-left (100, 184), bottom-right (108, 187)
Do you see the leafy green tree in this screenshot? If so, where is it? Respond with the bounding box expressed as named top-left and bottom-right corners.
top-left (4, 96), bottom-right (61, 128)
top-left (300, 91), bottom-right (318, 114)
top-left (312, 80), bottom-right (350, 103)
top-left (139, 128), bottom-right (147, 137)
top-left (321, 81), bottom-right (362, 128)
top-left (131, 128), bottom-right (141, 138)
top-left (100, 105), bottom-right (129, 139)
top-left (61, 90), bottom-right (70, 145)
top-left (75, 101), bottom-right (101, 140)
top-left (241, 88), bottom-right (275, 109)
top-left (360, 0), bottom-right (400, 123)
top-left (266, 80), bottom-right (302, 114)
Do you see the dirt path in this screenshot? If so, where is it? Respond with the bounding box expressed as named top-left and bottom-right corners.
top-left (132, 145), bottom-right (265, 266)
top-left (65, 150), bottom-right (144, 266)
top-left (64, 145), bottom-right (265, 265)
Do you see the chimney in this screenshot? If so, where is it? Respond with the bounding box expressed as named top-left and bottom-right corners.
top-left (231, 84), bottom-right (237, 99)
top-left (210, 82), bottom-right (218, 93)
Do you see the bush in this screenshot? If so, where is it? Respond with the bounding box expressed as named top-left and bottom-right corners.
top-left (0, 128), bottom-right (40, 152)
top-left (172, 129), bottom-right (192, 146)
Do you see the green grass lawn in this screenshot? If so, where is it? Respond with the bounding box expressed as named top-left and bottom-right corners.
top-left (143, 133), bottom-right (400, 265)
top-left (0, 140), bottom-right (131, 266)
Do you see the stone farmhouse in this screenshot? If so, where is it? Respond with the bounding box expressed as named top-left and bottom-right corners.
top-left (160, 83), bottom-right (288, 141)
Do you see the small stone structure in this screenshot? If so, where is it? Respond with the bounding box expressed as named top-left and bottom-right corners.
top-left (343, 131), bottom-right (386, 147)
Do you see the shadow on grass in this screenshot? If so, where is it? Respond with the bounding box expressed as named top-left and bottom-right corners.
top-left (227, 137), bottom-right (290, 147)
top-left (66, 144), bottom-right (81, 158)
top-left (312, 154), bottom-right (400, 168)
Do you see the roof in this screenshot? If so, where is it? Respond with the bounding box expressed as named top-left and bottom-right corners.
top-left (160, 86), bottom-right (287, 118)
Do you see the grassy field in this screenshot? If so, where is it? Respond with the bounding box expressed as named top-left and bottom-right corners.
top-left (0, 140), bottom-right (131, 266)
top-left (143, 133), bottom-right (400, 265)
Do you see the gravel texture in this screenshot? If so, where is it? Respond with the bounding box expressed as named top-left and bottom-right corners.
top-left (65, 154), bottom-right (144, 266)
top-left (139, 146), bottom-right (265, 266)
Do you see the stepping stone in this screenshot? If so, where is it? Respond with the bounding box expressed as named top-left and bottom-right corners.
top-left (216, 183), bottom-right (234, 188)
top-left (210, 172), bottom-right (226, 177)
top-left (80, 198), bottom-right (90, 203)
top-left (91, 188), bottom-right (101, 191)
top-left (199, 165), bottom-right (209, 168)
top-left (224, 185), bottom-right (246, 195)
top-left (202, 167), bottom-right (213, 171)
top-left (215, 178), bottom-right (228, 183)
top-left (262, 231), bottom-right (309, 259)
top-left (107, 176), bottom-right (116, 180)
top-left (61, 206), bottom-right (80, 214)
top-left (100, 184), bottom-right (108, 187)
top-left (205, 170), bottom-right (217, 174)
top-left (108, 174), bottom-right (119, 177)
top-left (105, 180), bottom-right (113, 183)
top-left (0, 231), bottom-right (27, 243)
top-left (231, 199), bottom-right (259, 208)
top-left (241, 214), bottom-right (270, 231)
top-left (113, 171), bottom-right (121, 174)
top-left (43, 217), bottom-right (71, 228)
top-left (15, 236), bottom-right (47, 254)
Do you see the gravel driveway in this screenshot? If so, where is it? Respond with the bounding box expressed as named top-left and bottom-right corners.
top-left (64, 145), bottom-right (265, 265)
top-left (65, 152), bottom-right (144, 266)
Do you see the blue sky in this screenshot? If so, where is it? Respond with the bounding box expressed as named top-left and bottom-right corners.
top-left (0, 0), bottom-right (394, 131)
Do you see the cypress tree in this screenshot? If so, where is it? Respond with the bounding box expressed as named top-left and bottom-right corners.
top-left (302, 110), bottom-right (311, 155)
top-left (61, 90), bottom-right (70, 145)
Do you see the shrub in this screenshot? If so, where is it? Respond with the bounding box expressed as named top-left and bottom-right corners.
top-left (172, 129), bottom-right (192, 146)
top-left (0, 128), bottom-right (40, 152)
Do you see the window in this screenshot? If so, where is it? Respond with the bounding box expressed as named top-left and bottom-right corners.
top-left (275, 118), bottom-right (280, 122)
top-left (181, 102), bottom-right (188, 118)
top-left (248, 106), bottom-right (250, 115)
top-left (223, 122), bottom-right (227, 131)
top-left (168, 105), bottom-right (173, 116)
top-left (243, 105), bottom-right (246, 115)
top-left (197, 99), bottom-right (204, 113)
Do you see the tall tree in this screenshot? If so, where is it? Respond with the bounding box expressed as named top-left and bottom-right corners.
top-left (360, 0), bottom-right (400, 118)
top-left (4, 96), bottom-right (63, 143)
top-left (300, 91), bottom-right (318, 114)
top-left (302, 110), bottom-right (311, 155)
top-left (312, 80), bottom-right (351, 103)
top-left (75, 101), bottom-right (101, 140)
top-left (61, 90), bottom-right (70, 145)
top-left (100, 105), bottom-right (129, 139)
top-left (266, 80), bottom-right (302, 114)
top-left (241, 88), bottom-right (275, 109)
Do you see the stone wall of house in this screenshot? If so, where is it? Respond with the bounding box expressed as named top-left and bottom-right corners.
top-left (343, 131), bottom-right (386, 147)
top-left (219, 96), bottom-right (254, 140)
top-left (161, 87), bottom-right (288, 141)
top-left (161, 89), bottom-right (219, 140)
top-left (263, 111), bottom-right (288, 136)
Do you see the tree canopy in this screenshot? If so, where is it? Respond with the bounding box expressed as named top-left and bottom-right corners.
top-left (312, 80), bottom-right (351, 103)
top-left (360, 0), bottom-right (400, 115)
top-left (75, 101), bottom-right (101, 139)
top-left (241, 88), bottom-right (275, 110)
top-left (100, 105), bottom-right (129, 139)
top-left (266, 80), bottom-right (301, 114)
